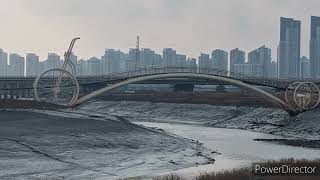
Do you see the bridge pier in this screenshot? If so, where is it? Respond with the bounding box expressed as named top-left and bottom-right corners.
top-left (216, 85), bottom-right (226, 92)
top-left (28, 89), bottom-right (33, 98)
top-left (20, 83), bottom-right (31, 98)
top-left (173, 84), bottom-right (194, 92)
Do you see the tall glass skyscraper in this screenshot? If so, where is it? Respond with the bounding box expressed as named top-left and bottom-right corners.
top-left (310, 16), bottom-right (320, 78)
top-left (278, 17), bottom-right (301, 78)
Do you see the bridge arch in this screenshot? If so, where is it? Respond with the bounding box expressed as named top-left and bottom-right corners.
top-left (74, 73), bottom-right (295, 114)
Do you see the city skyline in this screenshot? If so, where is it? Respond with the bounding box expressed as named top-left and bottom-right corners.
top-left (0, 0), bottom-right (319, 60)
top-left (0, 15), bottom-right (317, 62)
top-left (0, 14), bottom-right (319, 79)
top-left (0, 42), bottom-right (277, 78)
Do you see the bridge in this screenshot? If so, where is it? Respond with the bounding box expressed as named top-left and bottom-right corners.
top-left (23, 66), bottom-right (318, 116)
top-left (0, 66), bottom-right (319, 115)
top-left (2, 38), bottom-right (320, 116)
top-left (0, 67), bottom-right (304, 99)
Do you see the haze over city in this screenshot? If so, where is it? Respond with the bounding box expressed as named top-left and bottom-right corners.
top-left (0, 0), bottom-right (319, 60)
top-left (2, 1), bottom-right (320, 180)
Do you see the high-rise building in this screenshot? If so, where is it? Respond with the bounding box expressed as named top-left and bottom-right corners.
top-left (176, 54), bottom-right (187, 67)
top-left (8, 53), bottom-right (24, 77)
top-left (139, 48), bottom-right (152, 68)
top-left (87, 57), bottom-right (102, 76)
top-left (300, 56), bottom-right (311, 79)
top-left (248, 45), bottom-right (271, 77)
top-left (126, 48), bottom-right (139, 71)
top-left (278, 17), bottom-right (301, 78)
top-left (119, 52), bottom-right (127, 72)
top-left (198, 53), bottom-right (211, 72)
top-left (187, 58), bottom-right (197, 67)
top-left (47, 53), bottom-right (61, 70)
top-left (248, 49), bottom-right (259, 64)
top-left (310, 16), bottom-right (320, 78)
top-left (234, 63), bottom-right (262, 77)
top-left (163, 48), bottom-right (177, 67)
top-left (65, 52), bottom-right (78, 75)
top-left (39, 53), bottom-right (61, 75)
top-left (187, 58), bottom-right (197, 73)
top-left (68, 52), bottom-right (77, 65)
top-left (230, 48), bottom-right (245, 72)
top-left (270, 61), bottom-right (278, 78)
top-left (76, 59), bottom-right (88, 76)
top-left (102, 49), bottom-right (122, 74)
top-left (26, 53), bottom-right (39, 77)
top-left (153, 53), bottom-right (162, 67)
top-left (0, 49), bottom-right (8, 77)
top-left (212, 49), bottom-right (228, 71)
top-left (140, 48), bottom-right (163, 68)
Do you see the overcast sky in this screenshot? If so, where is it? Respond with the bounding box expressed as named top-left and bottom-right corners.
top-left (0, 0), bottom-right (319, 61)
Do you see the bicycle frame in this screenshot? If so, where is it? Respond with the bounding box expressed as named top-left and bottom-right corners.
top-left (55, 37), bottom-right (80, 91)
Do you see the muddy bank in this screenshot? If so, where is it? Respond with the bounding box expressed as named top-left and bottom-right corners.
top-left (78, 101), bottom-right (320, 141)
top-left (0, 99), bottom-right (64, 110)
top-left (97, 91), bottom-right (284, 108)
top-left (0, 110), bottom-right (213, 179)
top-left (254, 139), bottom-right (320, 149)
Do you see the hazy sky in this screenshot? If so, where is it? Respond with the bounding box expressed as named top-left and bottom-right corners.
top-left (0, 0), bottom-right (319, 61)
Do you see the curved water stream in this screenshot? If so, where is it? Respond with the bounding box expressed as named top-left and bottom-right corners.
top-left (136, 122), bottom-right (320, 178)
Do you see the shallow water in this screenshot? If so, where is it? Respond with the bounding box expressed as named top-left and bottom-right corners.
top-left (136, 122), bottom-right (320, 178)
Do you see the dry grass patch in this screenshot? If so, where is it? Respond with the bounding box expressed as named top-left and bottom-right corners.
top-left (155, 159), bottom-right (320, 180)
top-left (154, 173), bottom-right (183, 180)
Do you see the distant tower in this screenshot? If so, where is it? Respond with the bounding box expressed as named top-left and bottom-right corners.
top-left (136, 35), bottom-right (140, 69)
top-left (278, 17), bottom-right (301, 78)
top-left (310, 16), bottom-right (320, 78)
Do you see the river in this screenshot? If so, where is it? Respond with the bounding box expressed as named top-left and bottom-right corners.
top-left (1, 101), bottom-right (320, 179)
top-left (135, 121), bottom-right (320, 179)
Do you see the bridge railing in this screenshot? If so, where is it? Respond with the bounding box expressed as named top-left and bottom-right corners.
top-left (85, 66), bottom-right (289, 89)
top-left (0, 66), bottom-right (311, 92)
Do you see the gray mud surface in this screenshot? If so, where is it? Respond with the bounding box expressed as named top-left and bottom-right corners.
top-left (0, 110), bottom-right (212, 179)
top-left (81, 101), bottom-right (320, 145)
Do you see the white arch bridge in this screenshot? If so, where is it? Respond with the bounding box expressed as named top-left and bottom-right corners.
top-left (34, 67), bottom-right (320, 116)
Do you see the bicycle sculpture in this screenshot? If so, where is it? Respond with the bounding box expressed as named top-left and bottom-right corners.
top-left (33, 38), bottom-right (80, 106)
top-left (285, 82), bottom-right (320, 111)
